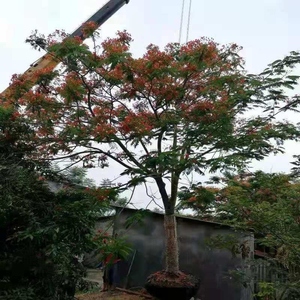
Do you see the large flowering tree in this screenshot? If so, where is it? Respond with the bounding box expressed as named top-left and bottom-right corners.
top-left (4, 26), bottom-right (300, 279)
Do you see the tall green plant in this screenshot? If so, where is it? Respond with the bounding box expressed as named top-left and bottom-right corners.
top-left (0, 107), bottom-right (116, 299)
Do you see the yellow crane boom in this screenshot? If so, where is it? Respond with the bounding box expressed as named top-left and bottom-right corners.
top-left (1, 0), bottom-right (129, 99)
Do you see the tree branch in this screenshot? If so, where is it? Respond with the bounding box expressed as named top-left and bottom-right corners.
top-left (86, 145), bottom-right (135, 170)
top-left (113, 136), bottom-right (146, 171)
top-left (154, 176), bottom-right (173, 214)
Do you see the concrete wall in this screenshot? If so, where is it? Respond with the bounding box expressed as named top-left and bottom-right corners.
top-left (113, 208), bottom-right (253, 300)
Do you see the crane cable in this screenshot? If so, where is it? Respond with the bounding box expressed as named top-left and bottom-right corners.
top-left (178, 0), bottom-right (185, 43)
top-left (186, 0), bottom-right (192, 43)
top-left (178, 0), bottom-right (193, 44)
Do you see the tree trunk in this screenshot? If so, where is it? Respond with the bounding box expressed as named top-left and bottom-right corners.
top-left (164, 214), bottom-right (179, 273)
top-left (154, 177), bottom-right (180, 273)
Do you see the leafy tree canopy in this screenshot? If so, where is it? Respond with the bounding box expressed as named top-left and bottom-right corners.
top-left (0, 107), bottom-right (121, 299)
top-left (181, 171), bottom-right (300, 299)
top-left (5, 28), bottom-right (300, 215)
top-left (3, 25), bottom-right (300, 276)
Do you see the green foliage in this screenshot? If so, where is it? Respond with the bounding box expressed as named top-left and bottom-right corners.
top-left (0, 287), bottom-right (36, 300)
top-left (0, 107), bottom-right (115, 299)
top-left (177, 184), bottom-right (217, 217)
top-left (0, 105), bottom-right (45, 171)
top-left (185, 171), bottom-right (300, 299)
top-left (94, 233), bottom-right (132, 267)
top-left (0, 164), bottom-right (112, 299)
top-left (255, 282), bottom-right (276, 300)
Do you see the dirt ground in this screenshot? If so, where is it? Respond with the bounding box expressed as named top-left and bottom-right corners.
top-left (76, 290), bottom-right (146, 299)
top-left (78, 269), bottom-right (151, 299)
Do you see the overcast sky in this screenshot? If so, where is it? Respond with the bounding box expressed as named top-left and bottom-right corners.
top-left (1, 0), bottom-right (300, 208)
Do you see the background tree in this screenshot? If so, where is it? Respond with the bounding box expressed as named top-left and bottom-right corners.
top-left (5, 27), bottom-right (300, 288)
top-left (49, 163), bottom-right (96, 187)
top-left (183, 171), bottom-right (300, 299)
top-left (0, 106), bottom-right (121, 299)
top-left (177, 184), bottom-right (217, 219)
